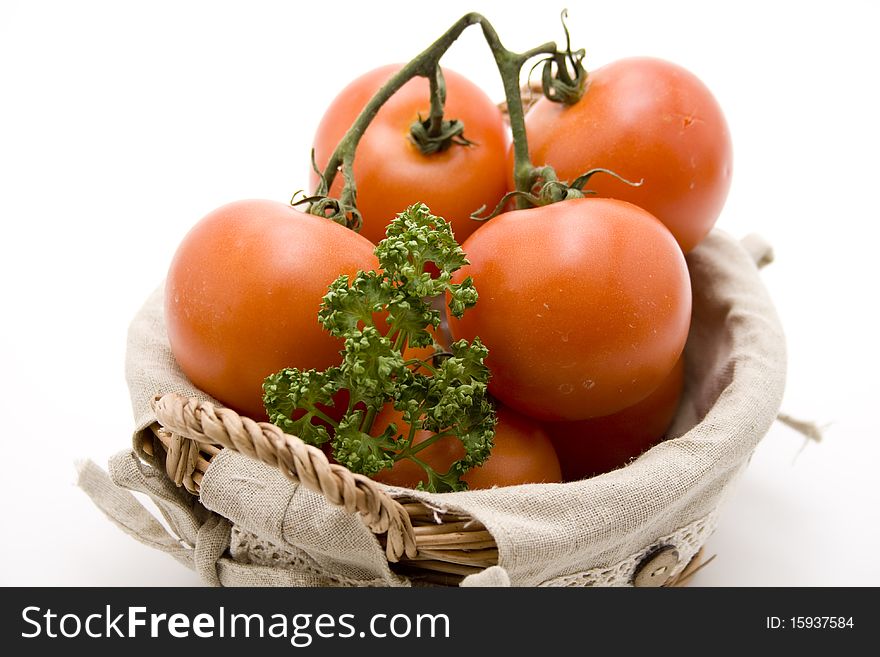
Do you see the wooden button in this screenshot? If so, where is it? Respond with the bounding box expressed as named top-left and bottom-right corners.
top-left (632, 546), bottom-right (680, 587)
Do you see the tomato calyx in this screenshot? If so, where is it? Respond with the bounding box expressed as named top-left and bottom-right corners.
top-left (409, 116), bottom-right (473, 155)
top-left (473, 166), bottom-right (643, 221)
top-left (290, 149), bottom-right (363, 231)
top-left (535, 10), bottom-right (588, 106)
top-left (291, 189), bottom-right (363, 233)
top-left (408, 65), bottom-right (475, 155)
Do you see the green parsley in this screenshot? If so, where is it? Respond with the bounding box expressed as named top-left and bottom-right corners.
top-left (263, 203), bottom-right (495, 492)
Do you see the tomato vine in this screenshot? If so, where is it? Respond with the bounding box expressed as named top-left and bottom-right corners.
top-left (302, 11), bottom-right (591, 230)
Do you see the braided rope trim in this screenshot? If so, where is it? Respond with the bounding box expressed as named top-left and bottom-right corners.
top-left (151, 393), bottom-right (417, 562)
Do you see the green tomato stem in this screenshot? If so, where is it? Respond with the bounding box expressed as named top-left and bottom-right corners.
top-left (314, 14), bottom-right (480, 209)
top-left (309, 13), bottom-right (562, 226)
top-left (473, 20), bottom-right (556, 206)
top-left (427, 65), bottom-right (446, 138)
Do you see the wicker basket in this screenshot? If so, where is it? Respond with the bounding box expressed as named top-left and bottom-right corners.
top-left (99, 230), bottom-right (785, 587)
top-left (141, 399), bottom-right (712, 586)
top-left (143, 394), bottom-right (712, 586)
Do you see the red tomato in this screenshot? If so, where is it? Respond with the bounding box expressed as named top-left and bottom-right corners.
top-left (521, 57), bottom-right (732, 253)
top-left (165, 200), bottom-right (377, 420)
top-left (372, 403), bottom-right (561, 489)
top-left (545, 356), bottom-right (684, 481)
top-left (311, 65), bottom-right (509, 245)
top-left (448, 197), bottom-right (691, 422)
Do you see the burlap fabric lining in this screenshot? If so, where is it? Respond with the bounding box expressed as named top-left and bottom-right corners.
top-left (80, 230), bottom-right (786, 586)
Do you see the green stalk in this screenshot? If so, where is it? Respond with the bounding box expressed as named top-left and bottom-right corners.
top-left (426, 65), bottom-right (446, 138)
top-left (392, 330), bottom-right (407, 354)
top-left (309, 13), bottom-right (563, 226)
top-left (313, 13), bottom-right (482, 219)
top-left (473, 20), bottom-right (556, 206)
top-left (404, 415), bottom-right (419, 450)
top-left (360, 407), bottom-right (378, 435)
top-left (404, 431), bottom-right (455, 457)
top-left (307, 407), bottom-right (340, 429)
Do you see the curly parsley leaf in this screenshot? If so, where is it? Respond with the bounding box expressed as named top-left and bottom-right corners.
top-left (262, 367), bottom-right (341, 445)
top-left (340, 326), bottom-right (407, 410)
top-left (332, 412), bottom-right (397, 476)
top-left (264, 203), bottom-right (495, 492)
top-left (318, 271), bottom-right (387, 337)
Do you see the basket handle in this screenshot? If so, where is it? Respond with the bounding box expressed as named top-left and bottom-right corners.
top-left (151, 393), bottom-right (417, 562)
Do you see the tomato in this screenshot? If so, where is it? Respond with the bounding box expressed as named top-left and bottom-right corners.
top-left (448, 197), bottom-right (691, 422)
top-left (521, 57), bottom-right (732, 253)
top-left (311, 64), bottom-right (509, 245)
top-left (545, 356), bottom-right (684, 481)
top-left (461, 404), bottom-right (561, 489)
top-left (372, 403), bottom-right (561, 489)
top-left (165, 199), bottom-right (377, 420)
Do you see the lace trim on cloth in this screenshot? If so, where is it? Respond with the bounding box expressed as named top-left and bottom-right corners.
top-left (230, 510), bottom-right (718, 588)
top-left (229, 526), bottom-right (401, 588)
top-left (538, 511), bottom-right (718, 587)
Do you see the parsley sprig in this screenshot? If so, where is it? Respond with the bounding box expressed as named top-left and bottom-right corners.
top-left (263, 203), bottom-right (495, 492)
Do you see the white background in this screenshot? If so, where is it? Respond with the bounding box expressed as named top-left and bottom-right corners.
top-left (1, 0), bottom-right (878, 586)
